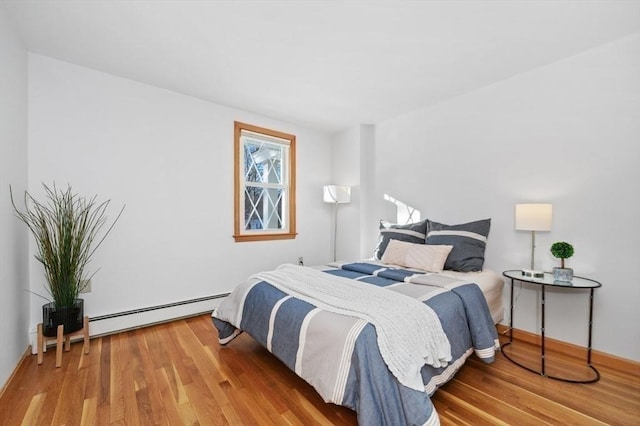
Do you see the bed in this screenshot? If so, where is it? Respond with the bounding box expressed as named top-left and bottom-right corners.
top-left (212, 260), bottom-right (502, 425)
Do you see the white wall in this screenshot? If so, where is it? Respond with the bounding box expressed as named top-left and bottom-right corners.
top-left (27, 54), bottom-right (333, 333)
top-left (0, 4), bottom-right (29, 390)
top-left (330, 126), bottom-right (361, 261)
top-left (329, 124), bottom-right (378, 261)
top-left (358, 125), bottom-right (377, 258)
top-left (370, 34), bottom-right (640, 361)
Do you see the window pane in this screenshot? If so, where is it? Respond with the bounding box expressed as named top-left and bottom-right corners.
top-left (244, 186), bottom-right (284, 231)
top-left (243, 139), bottom-right (283, 185)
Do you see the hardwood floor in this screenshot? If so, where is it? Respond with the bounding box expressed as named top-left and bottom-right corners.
top-left (1, 314), bottom-right (638, 425)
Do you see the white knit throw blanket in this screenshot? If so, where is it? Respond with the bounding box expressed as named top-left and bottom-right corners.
top-left (251, 264), bottom-right (452, 392)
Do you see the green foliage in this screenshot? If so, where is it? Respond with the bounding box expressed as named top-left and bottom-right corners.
top-left (11, 183), bottom-right (124, 308)
top-left (550, 241), bottom-right (574, 269)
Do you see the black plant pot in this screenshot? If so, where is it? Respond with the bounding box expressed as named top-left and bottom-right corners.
top-left (42, 299), bottom-right (84, 337)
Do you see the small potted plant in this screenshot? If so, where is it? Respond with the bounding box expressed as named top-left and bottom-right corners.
top-left (550, 241), bottom-right (574, 282)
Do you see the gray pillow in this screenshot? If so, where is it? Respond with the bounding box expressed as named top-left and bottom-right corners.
top-left (374, 219), bottom-right (428, 260)
top-left (426, 219), bottom-right (491, 272)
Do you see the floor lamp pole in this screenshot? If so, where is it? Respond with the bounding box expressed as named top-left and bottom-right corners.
top-left (333, 201), bottom-right (338, 262)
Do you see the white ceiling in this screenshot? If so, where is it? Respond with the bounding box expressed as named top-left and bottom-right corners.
top-left (4, 0), bottom-right (640, 134)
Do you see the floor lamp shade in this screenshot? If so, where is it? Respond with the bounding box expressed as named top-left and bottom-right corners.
top-left (323, 185), bottom-right (351, 204)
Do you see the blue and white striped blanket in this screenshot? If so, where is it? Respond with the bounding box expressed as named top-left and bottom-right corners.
top-left (212, 262), bottom-right (499, 426)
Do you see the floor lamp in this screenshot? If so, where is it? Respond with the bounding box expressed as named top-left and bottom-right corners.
top-left (323, 185), bottom-right (351, 262)
top-left (515, 203), bottom-right (552, 278)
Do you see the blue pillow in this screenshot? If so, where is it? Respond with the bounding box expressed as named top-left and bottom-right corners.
top-left (426, 219), bottom-right (491, 272)
top-left (374, 219), bottom-right (428, 260)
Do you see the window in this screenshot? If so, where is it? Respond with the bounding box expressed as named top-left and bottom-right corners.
top-left (234, 121), bottom-right (296, 242)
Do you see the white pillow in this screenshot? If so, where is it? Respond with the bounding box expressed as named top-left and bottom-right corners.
top-left (381, 239), bottom-right (453, 273)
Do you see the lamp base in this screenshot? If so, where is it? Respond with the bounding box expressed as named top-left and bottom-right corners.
top-left (521, 269), bottom-right (545, 279)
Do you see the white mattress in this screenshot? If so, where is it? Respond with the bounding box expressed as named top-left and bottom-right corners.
top-left (439, 269), bottom-right (505, 324)
top-left (323, 261), bottom-right (505, 324)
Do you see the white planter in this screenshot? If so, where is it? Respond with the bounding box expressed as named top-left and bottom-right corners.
top-left (553, 267), bottom-right (573, 282)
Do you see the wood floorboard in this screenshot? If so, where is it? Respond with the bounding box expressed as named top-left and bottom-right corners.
top-left (1, 314), bottom-right (638, 425)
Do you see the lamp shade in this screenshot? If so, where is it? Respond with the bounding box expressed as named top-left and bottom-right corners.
top-left (515, 203), bottom-right (552, 231)
top-left (323, 185), bottom-right (351, 204)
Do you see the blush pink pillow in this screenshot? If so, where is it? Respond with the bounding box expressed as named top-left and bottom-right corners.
top-left (381, 239), bottom-right (453, 273)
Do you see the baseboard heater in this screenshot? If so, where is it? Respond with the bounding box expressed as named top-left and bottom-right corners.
top-left (31, 293), bottom-right (229, 353)
top-left (88, 293), bottom-right (230, 337)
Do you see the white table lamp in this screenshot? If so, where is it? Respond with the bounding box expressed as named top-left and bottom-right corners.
top-left (515, 203), bottom-right (552, 278)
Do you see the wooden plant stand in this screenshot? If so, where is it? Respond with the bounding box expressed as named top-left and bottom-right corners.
top-left (36, 316), bottom-right (90, 368)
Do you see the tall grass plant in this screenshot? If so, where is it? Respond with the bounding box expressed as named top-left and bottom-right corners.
top-left (11, 183), bottom-right (124, 308)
